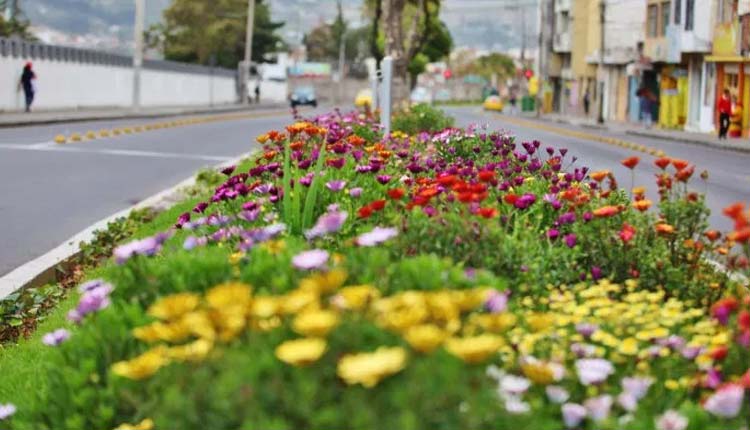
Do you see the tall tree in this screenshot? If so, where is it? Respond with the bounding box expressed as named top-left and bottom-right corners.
top-left (0, 1), bottom-right (34, 40)
top-left (148, 0), bottom-right (284, 68)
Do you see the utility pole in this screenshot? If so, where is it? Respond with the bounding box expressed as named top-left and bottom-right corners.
top-left (240, 0), bottom-right (256, 105)
top-left (536, 0), bottom-right (544, 117)
top-left (336, 0), bottom-right (346, 104)
top-left (132, 0), bottom-right (145, 111)
top-left (597, 0), bottom-right (605, 124)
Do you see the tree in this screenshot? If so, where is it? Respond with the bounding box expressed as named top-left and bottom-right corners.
top-left (0, 1), bottom-right (34, 40)
top-left (455, 53), bottom-right (516, 81)
top-left (148, 0), bottom-right (285, 69)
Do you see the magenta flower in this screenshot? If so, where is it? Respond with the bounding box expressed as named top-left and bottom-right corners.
top-left (349, 187), bottom-right (363, 198)
top-left (484, 290), bottom-right (508, 313)
top-left (305, 210), bottom-right (348, 239)
top-left (590, 266), bottom-right (603, 280)
top-left (703, 384), bottom-right (744, 418)
top-left (326, 180), bottom-right (347, 192)
top-left (356, 226), bottom-right (398, 247)
top-left (376, 175), bottom-right (392, 185)
top-left (42, 328), bottom-right (71, 346)
top-left (564, 233), bottom-right (577, 248)
top-left (292, 249), bottom-right (329, 270)
top-left (561, 403), bottom-right (587, 428)
top-left (193, 202), bottom-right (209, 213)
top-left (547, 228), bottom-right (560, 240)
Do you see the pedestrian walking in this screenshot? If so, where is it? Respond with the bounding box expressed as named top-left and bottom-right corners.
top-left (254, 82), bottom-right (260, 104)
top-left (18, 62), bottom-right (36, 112)
top-left (509, 90), bottom-right (518, 116)
top-left (636, 86), bottom-right (655, 129)
top-left (583, 89), bottom-right (590, 116)
top-left (718, 89), bottom-right (731, 139)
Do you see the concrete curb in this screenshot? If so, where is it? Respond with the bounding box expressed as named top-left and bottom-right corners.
top-left (625, 130), bottom-right (750, 154)
top-left (0, 103), bottom-right (286, 128)
top-left (0, 150), bottom-right (257, 301)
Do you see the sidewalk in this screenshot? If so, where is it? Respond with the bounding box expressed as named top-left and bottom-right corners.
top-left (535, 112), bottom-right (750, 154)
top-left (0, 102), bottom-right (287, 128)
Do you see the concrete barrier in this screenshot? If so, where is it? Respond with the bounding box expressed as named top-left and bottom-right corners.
top-left (0, 37), bottom-right (238, 111)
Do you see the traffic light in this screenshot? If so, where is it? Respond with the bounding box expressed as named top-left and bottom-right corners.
top-left (524, 69), bottom-right (534, 80)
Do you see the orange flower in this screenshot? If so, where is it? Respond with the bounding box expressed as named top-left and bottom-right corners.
top-left (418, 187), bottom-right (439, 199)
top-left (387, 188), bottom-right (406, 200)
top-left (674, 166), bottom-right (694, 182)
top-left (256, 133), bottom-right (270, 143)
top-left (655, 223), bottom-right (675, 235)
top-left (437, 175), bottom-right (458, 186)
top-left (289, 141), bottom-right (305, 151)
top-left (704, 230), bottom-right (721, 242)
top-left (347, 135), bottom-right (366, 146)
top-left (477, 170), bottom-right (496, 182)
top-left (593, 205), bottom-right (621, 217)
top-left (729, 227), bottom-right (750, 243)
top-left (654, 157), bottom-right (671, 170)
top-left (632, 186), bottom-right (646, 196)
top-left (589, 170), bottom-right (610, 182)
top-left (263, 150), bottom-right (277, 160)
top-left (723, 202), bottom-right (746, 220)
top-left (621, 156), bottom-right (640, 169)
top-left (378, 150), bottom-right (392, 159)
top-left (632, 199), bottom-right (652, 212)
top-left (671, 158), bottom-right (689, 170)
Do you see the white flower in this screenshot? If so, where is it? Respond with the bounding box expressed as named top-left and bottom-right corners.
top-left (575, 358), bottom-right (614, 385)
top-left (545, 385), bottom-right (570, 404)
top-left (561, 403), bottom-right (587, 428)
top-left (621, 376), bottom-right (653, 400)
top-left (0, 403), bottom-right (16, 420)
top-left (504, 395), bottom-right (531, 414)
top-left (584, 395), bottom-right (613, 422)
top-left (703, 384), bottom-right (745, 419)
top-left (617, 392), bottom-right (638, 412)
top-left (499, 374), bottom-right (531, 396)
top-left (655, 410), bottom-right (688, 430)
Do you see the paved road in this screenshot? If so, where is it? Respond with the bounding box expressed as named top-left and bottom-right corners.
top-left (446, 106), bottom-right (750, 233)
top-left (0, 107), bottom-right (311, 276)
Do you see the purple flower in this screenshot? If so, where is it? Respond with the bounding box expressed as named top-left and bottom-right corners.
top-left (703, 384), bottom-right (744, 418)
top-left (543, 193), bottom-right (562, 210)
top-left (68, 283), bottom-right (114, 324)
top-left (176, 212), bottom-right (191, 228)
top-left (561, 403), bottom-right (587, 428)
top-left (622, 376), bottom-right (653, 400)
top-left (113, 234), bottom-right (166, 264)
top-left (78, 279), bottom-right (107, 293)
top-left (376, 175), bottom-right (392, 185)
top-left (575, 358), bottom-right (613, 385)
top-left (680, 345), bottom-right (703, 360)
top-left (184, 236), bottom-right (207, 250)
top-left (292, 249), bottom-right (329, 270)
top-left (356, 226), bottom-right (398, 247)
top-left (584, 395), bottom-right (613, 422)
top-left (575, 323), bottom-right (598, 338)
top-left (221, 165), bottom-right (236, 175)
top-left (590, 266), bottom-right (603, 280)
top-left (193, 202), bottom-right (209, 213)
top-left (705, 367), bottom-right (722, 389)
top-left (300, 174), bottom-right (314, 187)
top-left (583, 211), bottom-right (593, 222)
top-left (254, 183), bottom-right (273, 195)
top-left (484, 290), bottom-right (508, 313)
top-left (513, 193), bottom-right (536, 210)
top-left (42, 328), bottom-right (71, 346)
top-left (547, 228), bottom-right (560, 240)
top-left (0, 403), bottom-right (16, 421)
top-left (564, 233), bottom-right (577, 248)
top-left (349, 187), bottom-right (363, 198)
top-left (326, 180), bottom-right (347, 192)
top-left (305, 210), bottom-right (348, 239)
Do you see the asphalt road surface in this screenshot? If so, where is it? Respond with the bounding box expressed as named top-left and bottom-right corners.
top-left (0, 107), bottom-right (312, 276)
top-left (1, 105), bottom-right (749, 277)
top-left (446, 106), bottom-right (750, 234)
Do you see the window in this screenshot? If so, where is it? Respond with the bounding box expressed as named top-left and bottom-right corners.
top-left (719, 0), bottom-right (734, 23)
top-left (674, 0), bottom-right (681, 24)
top-left (648, 4), bottom-right (659, 37)
top-left (661, 1), bottom-right (671, 36)
top-left (560, 11), bottom-right (569, 32)
top-left (685, 0), bottom-right (694, 30)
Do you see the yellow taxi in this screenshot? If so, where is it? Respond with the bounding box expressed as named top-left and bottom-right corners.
top-left (483, 95), bottom-right (504, 112)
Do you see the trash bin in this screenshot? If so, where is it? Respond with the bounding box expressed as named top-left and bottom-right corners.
top-left (521, 96), bottom-right (536, 112)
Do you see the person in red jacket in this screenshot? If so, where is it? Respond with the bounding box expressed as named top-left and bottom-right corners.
top-left (718, 89), bottom-right (732, 139)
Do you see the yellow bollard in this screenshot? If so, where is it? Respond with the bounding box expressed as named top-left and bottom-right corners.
top-left (85, 131), bottom-right (96, 140)
top-left (99, 129), bottom-right (111, 137)
top-left (54, 134), bottom-right (67, 144)
top-left (69, 133), bottom-right (82, 142)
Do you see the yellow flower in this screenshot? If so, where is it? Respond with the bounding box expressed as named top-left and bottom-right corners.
top-left (664, 379), bottom-right (680, 390)
top-left (182, 310), bottom-right (217, 341)
top-left (618, 337), bottom-right (639, 356)
top-left (166, 339), bottom-right (213, 362)
top-left (133, 320), bottom-right (191, 343)
top-left (113, 418), bottom-right (154, 430)
top-left (206, 282), bottom-right (252, 311)
top-left (112, 346), bottom-right (170, 380)
top-left (275, 338), bottom-right (327, 367)
top-left (527, 313), bottom-right (555, 332)
top-left (280, 289), bottom-right (320, 315)
top-left (336, 285), bottom-right (380, 310)
top-left (228, 252), bottom-right (245, 265)
top-left (444, 334), bottom-right (504, 364)
top-left (404, 324), bottom-right (446, 353)
top-left (261, 239), bottom-right (286, 255)
top-left (250, 296), bottom-right (279, 319)
top-left (147, 293), bottom-right (200, 321)
top-left (292, 310), bottom-right (339, 337)
top-left (471, 313), bottom-right (517, 332)
top-left (299, 269), bottom-right (348, 294)
top-left (521, 361), bottom-right (556, 385)
top-left (337, 347), bottom-right (407, 387)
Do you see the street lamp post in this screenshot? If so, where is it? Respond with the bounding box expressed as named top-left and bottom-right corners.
top-left (597, 0), bottom-right (605, 124)
top-left (240, 0), bottom-right (256, 105)
top-left (132, 0), bottom-right (145, 111)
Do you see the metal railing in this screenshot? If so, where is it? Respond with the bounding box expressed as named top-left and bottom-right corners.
top-left (0, 37), bottom-right (236, 77)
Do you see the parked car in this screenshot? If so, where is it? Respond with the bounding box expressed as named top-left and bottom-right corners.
top-left (355, 89), bottom-right (373, 108)
top-left (290, 86), bottom-right (317, 108)
top-left (483, 95), bottom-right (504, 112)
top-left (410, 86), bottom-right (433, 105)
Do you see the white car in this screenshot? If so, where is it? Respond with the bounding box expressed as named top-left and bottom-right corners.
top-left (410, 86), bottom-right (433, 105)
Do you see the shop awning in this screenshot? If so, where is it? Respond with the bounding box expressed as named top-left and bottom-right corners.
top-left (704, 55), bottom-right (750, 62)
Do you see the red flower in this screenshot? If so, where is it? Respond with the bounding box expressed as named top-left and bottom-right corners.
top-left (704, 230), bottom-right (721, 242)
top-left (387, 188), bottom-right (406, 200)
top-left (477, 170), bottom-right (496, 182)
top-left (357, 206), bottom-right (373, 219)
top-left (457, 192), bottom-right (475, 203)
top-left (738, 310), bottom-right (750, 331)
top-left (437, 175), bottom-right (458, 186)
top-left (477, 207), bottom-right (499, 218)
top-left (370, 199), bottom-right (386, 211)
top-left (675, 165), bottom-right (695, 182)
top-left (621, 156), bottom-right (640, 169)
top-left (671, 158), bottom-right (689, 171)
top-left (503, 193), bottom-right (519, 205)
top-left (709, 345), bottom-right (729, 361)
top-left (729, 227), bottom-right (750, 243)
top-left (654, 157), bottom-right (671, 170)
top-left (619, 223), bottom-right (636, 244)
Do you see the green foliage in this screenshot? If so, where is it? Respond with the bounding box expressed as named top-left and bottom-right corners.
top-left (392, 103), bottom-right (454, 134)
top-left (456, 52), bottom-right (516, 81)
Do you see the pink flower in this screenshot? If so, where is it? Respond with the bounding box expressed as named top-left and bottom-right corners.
top-left (305, 210), bottom-right (348, 239)
top-left (621, 376), bottom-right (653, 400)
top-left (561, 403), bottom-right (587, 428)
top-left (356, 226), bottom-right (398, 247)
top-left (291, 249), bottom-right (329, 270)
top-left (703, 384), bottom-right (745, 418)
top-left (655, 410), bottom-right (688, 430)
top-left (584, 394), bottom-right (613, 422)
top-left (484, 290), bottom-right (508, 313)
top-left (545, 385), bottom-right (570, 404)
top-left (575, 358), bottom-right (614, 385)
top-left (326, 180), bottom-right (347, 192)
top-left (42, 328), bottom-right (71, 347)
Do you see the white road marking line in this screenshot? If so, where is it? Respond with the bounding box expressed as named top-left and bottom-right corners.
top-left (0, 143), bottom-right (230, 162)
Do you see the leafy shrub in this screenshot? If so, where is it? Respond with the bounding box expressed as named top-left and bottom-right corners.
top-left (392, 103), bottom-right (454, 134)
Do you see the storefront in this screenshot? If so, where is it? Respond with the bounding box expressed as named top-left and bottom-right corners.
top-left (657, 65), bottom-right (689, 129)
top-left (705, 58), bottom-right (750, 137)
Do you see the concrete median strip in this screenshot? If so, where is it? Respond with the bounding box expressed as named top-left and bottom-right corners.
top-left (488, 113), bottom-right (668, 159)
top-left (0, 149), bottom-right (258, 301)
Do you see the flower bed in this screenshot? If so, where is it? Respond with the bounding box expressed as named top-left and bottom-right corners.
top-left (1, 109), bottom-right (749, 430)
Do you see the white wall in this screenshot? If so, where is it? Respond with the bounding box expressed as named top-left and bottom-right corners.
top-left (1, 53), bottom-right (237, 111)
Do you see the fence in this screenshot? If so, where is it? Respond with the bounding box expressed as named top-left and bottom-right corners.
top-left (0, 37), bottom-right (239, 111)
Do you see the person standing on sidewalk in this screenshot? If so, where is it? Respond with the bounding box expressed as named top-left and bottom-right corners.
top-left (718, 89), bottom-right (731, 139)
top-left (636, 86), bottom-right (654, 128)
top-left (583, 89), bottom-right (590, 116)
top-left (18, 62), bottom-right (36, 112)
